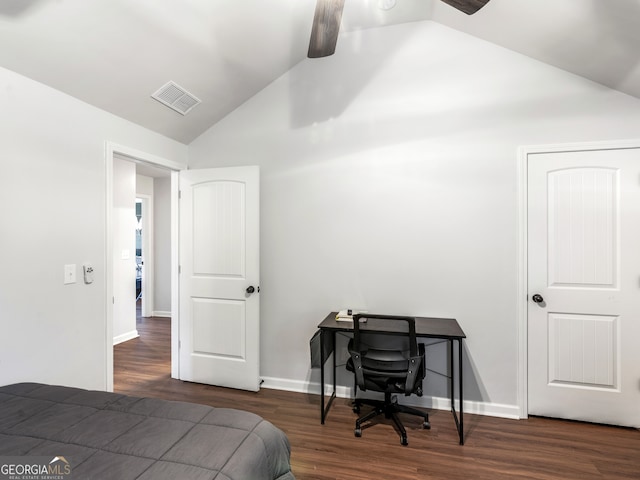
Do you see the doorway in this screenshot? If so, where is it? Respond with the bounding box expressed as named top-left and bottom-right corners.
top-left (135, 169), bottom-right (166, 319)
top-left (105, 142), bottom-right (182, 391)
top-left (135, 196), bottom-right (151, 317)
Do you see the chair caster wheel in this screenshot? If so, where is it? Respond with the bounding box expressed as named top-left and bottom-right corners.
top-left (401, 437), bottom-right (408, 446)
top-left (354, 427), bottom-right (362, 437)
top-left (352, 405), bottom-right (360, 414)
top-left (423, 421), bottom-right (431, 430)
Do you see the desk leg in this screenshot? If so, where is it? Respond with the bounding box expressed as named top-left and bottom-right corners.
top-left (449, 339), bottom-right (465, 445)
top-left (320, 331), bottom-right (326, 424)
top-left (320, 330), bottom-right (336, 424)
top-left (449, 338), bottom-right (454, 418)
top-left (332, 332), bottom-right (337, 397)
top-left (458, 338), bottom-right (464, 445)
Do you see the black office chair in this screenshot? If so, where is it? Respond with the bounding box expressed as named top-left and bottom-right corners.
top-left (346, 313), bottom-right (430, 446)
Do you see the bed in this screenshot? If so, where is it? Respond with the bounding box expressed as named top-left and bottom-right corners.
top-left (0, 383), bottom-right (295, 480)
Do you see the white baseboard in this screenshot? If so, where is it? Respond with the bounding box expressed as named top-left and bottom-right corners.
top-left (260, 376), bottom-right (521, 420)
top-left (151, 310), bottom-right (171, 318)
top-left (113, 330), bottom-right (139, 346)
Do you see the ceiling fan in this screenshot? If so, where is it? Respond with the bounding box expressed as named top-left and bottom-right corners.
top-left (308, 0), bottom-right (490, 58)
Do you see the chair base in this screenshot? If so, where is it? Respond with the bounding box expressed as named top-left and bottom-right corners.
top-left (352, 392), bottom-right (430, 446)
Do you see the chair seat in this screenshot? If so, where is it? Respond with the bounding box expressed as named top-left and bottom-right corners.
top-left (346, 358), bottom-right (409, 394)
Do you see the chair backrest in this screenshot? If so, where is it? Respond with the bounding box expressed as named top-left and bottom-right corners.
top-left (349, 314), bottom-right (424, 396)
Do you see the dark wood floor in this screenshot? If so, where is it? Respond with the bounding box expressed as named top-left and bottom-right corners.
top-left (114, 313), bottom-right (640, 480)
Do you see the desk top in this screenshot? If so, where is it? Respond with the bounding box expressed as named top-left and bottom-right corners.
top-left (318, 312), bottom-right (466, 339)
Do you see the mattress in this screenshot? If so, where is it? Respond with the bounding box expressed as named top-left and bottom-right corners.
top-left (0, 383), bottom-right (295, 480)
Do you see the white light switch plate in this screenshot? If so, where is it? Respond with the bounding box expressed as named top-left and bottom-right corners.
top-left (64, 264), bottom-right (76, 284)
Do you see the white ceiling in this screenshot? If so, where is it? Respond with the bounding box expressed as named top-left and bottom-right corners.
top-left (1, 0), bottom-right (639, 145)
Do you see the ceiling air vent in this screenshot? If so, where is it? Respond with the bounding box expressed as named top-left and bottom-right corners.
top-left (151, 81), bottom-right (201, 115)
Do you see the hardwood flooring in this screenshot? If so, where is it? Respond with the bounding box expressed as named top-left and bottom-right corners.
top-left (114, 313), bottom-right (640, 480)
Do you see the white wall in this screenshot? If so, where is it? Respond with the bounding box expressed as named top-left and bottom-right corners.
top-left (189, 21), bottom-right (640, 413)
top-left (153, 177), bottom-right (172, 315)
top-left (136, 174), bottom-right (153, 196)
top-left (112, 159), bottom-right (137, 344)
top-left (0, 65), bottom-right (187, 390)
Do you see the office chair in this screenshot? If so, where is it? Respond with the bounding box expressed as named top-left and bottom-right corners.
top-left (346, 314), bottom-right (430, 446)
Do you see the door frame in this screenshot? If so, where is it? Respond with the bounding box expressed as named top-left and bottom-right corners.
top-left (516, 138), bottom-right (640, 419)
top-left (105, 142), bottom-right (183, 391)
top-left (136, 194), bottom-right (153, 318)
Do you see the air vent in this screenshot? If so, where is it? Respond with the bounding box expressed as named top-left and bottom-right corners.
top-left (151, 81), bottom-right (201, 115)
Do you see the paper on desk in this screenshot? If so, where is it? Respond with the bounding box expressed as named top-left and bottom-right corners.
top-left (335, 310), bottom-right (367, 322)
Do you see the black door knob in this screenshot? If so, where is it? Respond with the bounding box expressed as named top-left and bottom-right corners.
top-left (532, 294), bottom-right (544, 303)
top-left (246, 286), bottom-right (255, 294)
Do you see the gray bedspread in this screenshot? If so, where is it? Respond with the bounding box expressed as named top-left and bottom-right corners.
top-left (0, 383), bottom-right (295, 480)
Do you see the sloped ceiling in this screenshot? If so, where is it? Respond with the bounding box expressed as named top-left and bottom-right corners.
top-left (0, 0), bottom-right (638, 144)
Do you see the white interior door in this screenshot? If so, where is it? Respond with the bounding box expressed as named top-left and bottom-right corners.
top-left (179, 166), bottom-right (260, 391)
top-left (528, 148), bottom-right (640, 427)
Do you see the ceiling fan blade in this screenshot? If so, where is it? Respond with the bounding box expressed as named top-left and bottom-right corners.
top-left (308, 0), bottom-right (345, 58)
top-left (439, 0), bottom-right (490, 15)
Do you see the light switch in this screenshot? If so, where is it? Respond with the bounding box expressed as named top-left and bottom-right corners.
top-left (64, 264), bottom-right (76, 284)
top-left (121, 249), bottom-right (130, 260)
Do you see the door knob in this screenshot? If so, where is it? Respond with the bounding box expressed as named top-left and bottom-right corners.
top-left (532, 294), bottom-right (544, 303)
top-left (246, 286), bottom-right (255, 294)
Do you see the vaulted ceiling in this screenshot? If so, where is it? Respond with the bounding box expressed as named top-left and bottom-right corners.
top-left (1, 0), bottom-right (639, 144)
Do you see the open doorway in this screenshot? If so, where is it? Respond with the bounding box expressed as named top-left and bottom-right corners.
top-left (114, 161), bottom-right (176, 392)
top-left (135, 199), bottom-right (143, 304)
top-left (134, 164), bottom-right (172, 320)
top-left (136, 164), bottom-right (173, 319)
top-left (134, 197), bottom-right (148, 316)
top-left (105, 142), bottom-right (181, 392)
top-left (112, 160), bottom-right (173, 384)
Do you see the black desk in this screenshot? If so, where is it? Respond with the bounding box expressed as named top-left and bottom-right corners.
top-left (317, 312), bottom-right (467, 445)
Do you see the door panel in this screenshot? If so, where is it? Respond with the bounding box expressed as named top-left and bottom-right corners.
top-left (547, 313), bottom-right (617, 389)
top-left (179, 166), bottom-right (260, 391)
top-left (547, 168), bottom-right (617, 288)
top-left (192, 298), bottom-right (245, 358)
top-left (193, 181), bottom-right (245, 276)
top-left (528, 148), bottom-right (640, 427)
